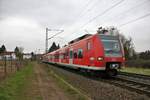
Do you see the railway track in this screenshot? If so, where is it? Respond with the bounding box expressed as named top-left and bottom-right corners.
top-left (119, 72), bottom-right (150, 80)
top-left (77, 68), bottom-right (150, 97)
top-left (106, 72), bottom-right (150, 97)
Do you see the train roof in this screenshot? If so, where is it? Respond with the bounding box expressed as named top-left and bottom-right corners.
top-left (68, 34), bottom-right (92, 44)
top-left (45, 34), bottom-right (93, 55)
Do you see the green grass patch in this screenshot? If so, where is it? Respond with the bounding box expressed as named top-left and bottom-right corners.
top-left (45, 65), bottom-right (90, 100)
top-left (120, 67), bottom-right (150, 75)
top-left (0, 62), bottom-right (33, 100)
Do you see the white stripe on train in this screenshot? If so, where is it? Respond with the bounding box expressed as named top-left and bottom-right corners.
top-left (48, 61), bottom-right (106, 70)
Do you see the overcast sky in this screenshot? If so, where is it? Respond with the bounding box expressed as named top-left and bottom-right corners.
top-left (0, 0), bottom-right (150, 53)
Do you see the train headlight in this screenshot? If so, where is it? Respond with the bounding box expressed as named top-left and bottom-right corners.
top-left (97, 57), bottom-right (103, 61)
top-left (90, 57), bottom-right (95, 61)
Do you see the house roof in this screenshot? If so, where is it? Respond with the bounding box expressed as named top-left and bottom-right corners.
top-left (0, 51), bottom-right (15, 55)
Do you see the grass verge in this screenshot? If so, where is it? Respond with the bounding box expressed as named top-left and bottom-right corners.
top-left (44, 64), bottom-right (91, 100)
top-left (120, 67), bottom-right (150, 75)
top-left (0, 62), bottom-right (33, 100)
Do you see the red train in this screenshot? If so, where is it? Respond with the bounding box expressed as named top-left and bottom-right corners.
top-left (43, 27), bottom-right (125, 76)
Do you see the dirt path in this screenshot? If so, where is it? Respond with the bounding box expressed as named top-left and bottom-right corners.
top-left (24, 62), bottom-right (69, 100)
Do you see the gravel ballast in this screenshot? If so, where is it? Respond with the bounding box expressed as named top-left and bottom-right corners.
top-left (47, 64), bottom-right (149, 100)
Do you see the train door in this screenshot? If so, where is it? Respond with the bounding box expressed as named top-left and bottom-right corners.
top-left (59, 53), bottom-right (61, 63)
top-left (69, 48), bottom-right (73, 64)
top-left (52, 55), bottom-right (54, 62)
top-left (86, 40), bottom-right (93, 66)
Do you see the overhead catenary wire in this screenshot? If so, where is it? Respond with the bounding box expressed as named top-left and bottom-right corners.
top-left (48, 0), bottom-right (150, 46)
top-left (80, 0), bottom-right (125, 29)
top-left (48, 30), bottom-right (64, 40)
top-left (49, 36), bottom-right (68, 48)
top-left (69, 0), bottom-right (125, 37)
top-left (59, 0), bottom-right (92, 30)
top-left (74, 0), bottom-right (150, 35)
top-left (49, 0), bottom-right (93, 40)
top-left (67, 0), bottom-right (100, 36)
top-left (95, 0), bottom-right (150, 27)
top-left (51, 0), bottom-right (124, 40)
top-left (119, 12), bottom-right (150, 27)
top-left (67, 0), bottom-right (93, 28)
top-left (67, 10), bottom-right (150, 45)
top-left (45, 28), bottom-right (64, 53)
top-left (76, 0), bottom-right (99, 19)
top-left (78, 0), bottom-right (93, 16)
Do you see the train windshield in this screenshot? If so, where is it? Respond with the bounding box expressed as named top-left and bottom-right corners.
top-left (99, 35), bottom-right (122, 57)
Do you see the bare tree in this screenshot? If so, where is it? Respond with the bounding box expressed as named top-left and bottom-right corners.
top-left (119, 34), bottom-right (136, 60)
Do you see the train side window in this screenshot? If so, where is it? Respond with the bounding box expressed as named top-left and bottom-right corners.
top-left (78, 49), bottom-right (83, 58)
top-left (63, 53), bottom-right (66, 59)
top-left (74, 52), bottom-right (77, 59)
top-left (69, 50), bottom-right (73, 59)
top-left (65, 51), bottom-right (69, 58)
top-left (55, 54), bottom-right (59, 59)
top-left (55, 54), bottom-right (56, 59)
top-left (62, 53), bottom-right (65, 59)
top-left (60, 54), bottom-right (63, 59)
top-left (87, 42), bottom-right (91, 50)
top-left (57, 54), bottom-right (59, 59)
top-left (54, 54), bottom-right (56, 59)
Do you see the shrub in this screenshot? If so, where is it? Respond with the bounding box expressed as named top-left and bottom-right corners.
top-left (125, 59), bottom-right (150, 68)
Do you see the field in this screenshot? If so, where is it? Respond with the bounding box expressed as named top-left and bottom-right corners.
top-left (0, 60), bottom-right (25, 80)
top-left (0, 62), bottom-right (33, 100)
top-left (120, 67), bottom-right (150, 75)
top-left (0, 62), bottom-right (88, 100)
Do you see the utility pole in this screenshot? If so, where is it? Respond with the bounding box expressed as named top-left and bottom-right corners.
top-left (45, 28), bottom-right (48, 53)
top-left (4, 55), bottom-right (7, 76)
top-left (45, 28), bottom-right (64, 53)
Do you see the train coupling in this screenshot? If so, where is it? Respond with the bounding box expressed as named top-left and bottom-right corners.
top-left (109, 63), bottom-right (119, 69)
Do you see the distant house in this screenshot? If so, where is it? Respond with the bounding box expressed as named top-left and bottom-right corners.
top-left (0, 51), bottom-right (16, 60)
top-left (23, 53), bottom-right (31, 59)
top-left (0, 52), bottom-right (33, 60)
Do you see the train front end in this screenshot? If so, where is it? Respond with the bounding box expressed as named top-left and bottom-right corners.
top-left (98, 28), bottom-right (125, 76)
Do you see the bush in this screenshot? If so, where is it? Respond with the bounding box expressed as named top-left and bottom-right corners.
top-left (125, 59), bottom-right (150, 68)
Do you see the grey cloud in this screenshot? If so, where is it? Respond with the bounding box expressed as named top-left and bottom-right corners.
top-left (0, 0), bottom-right (150, 52)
